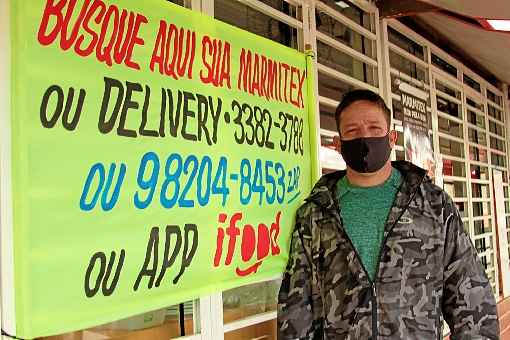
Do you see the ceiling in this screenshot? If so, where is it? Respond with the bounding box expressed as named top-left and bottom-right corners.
top-left (398, 0), bottom-right (510, 85)
top-left (421, 0), bottom-right (510, 19)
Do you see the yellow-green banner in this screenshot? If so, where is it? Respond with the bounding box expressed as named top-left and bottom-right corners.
top-left (4, 0), bottom-right (318, 338)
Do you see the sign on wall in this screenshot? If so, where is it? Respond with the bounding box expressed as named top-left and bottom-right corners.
top-left (399, 81), bottom-right (435, 178)
top-left (0, 1), bottom-right (318, 338)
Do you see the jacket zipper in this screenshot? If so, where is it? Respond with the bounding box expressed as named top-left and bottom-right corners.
top-left (372, 282), bottom-right (377, 340)
top-left (331, 175), bottom-right (424, 340)
top-left (333, 211), bottom-right (378, 339)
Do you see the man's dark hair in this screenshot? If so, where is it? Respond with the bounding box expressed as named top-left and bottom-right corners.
top-left (335, 89), bottom-right (391, 134)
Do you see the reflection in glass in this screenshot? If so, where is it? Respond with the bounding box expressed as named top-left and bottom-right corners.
top-left (470, 165), bottom-right (489, 180)
top-left (215, 0), bottom-right (298, 49)
top-left (225, 320), bottom-right (276, 340)
top-left (317, 41), bottom-right (377, 86)
top-left (438, 116), bottom-right (463, 138)
top-left (431, 53), bottom-right (457, 77)
top-left (318, 72), bottom-right (355, 103)
top-left (439, 138), bottom-right (464, 158)
top-left (223, 280), bottom-right (281, 323)
top-left (388, 27), bottom-right (424, 59)
top-left (473, 202), bottom-right (490, 217)
top-left (316, 11), bottom-right (375, 58)
top-left (319, 0), bottom-right (372, 30)
top-left (389, 51), bottom-right (428, 84)
top-left (468, 128), bottom-right (486, 146)
top-left (472, 183), bottom-right (490, 198)
top-left (474, 219), bottom-right (492, 235)
top-left (39, 302), bottom-right (197, 340)
top-left (436, 96), bottom-right (461, 118)
top-left (469, 146), bottom-right (488, 163)
top-left (442, 159), bottom-right (465, 177)
top-left (464, 74), bottom-right (481, 93)
top-left (468, 110), bottom-right (485, 128)
top-left (443, 181), bottom-right (466, 198)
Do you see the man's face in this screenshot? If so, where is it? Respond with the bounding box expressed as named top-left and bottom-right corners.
top-left (334, 100), bottom-right (398, 172)
top-left (338, 100), bottom-right (390, 140)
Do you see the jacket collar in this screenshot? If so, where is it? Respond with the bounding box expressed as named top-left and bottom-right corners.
top-left (306, 161), bottom-right (427, 209)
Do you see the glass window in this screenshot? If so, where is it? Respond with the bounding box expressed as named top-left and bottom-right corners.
top-left (463, 221), bottom-right (470, 234)
top-left (438, 116), bottom-right (463, 138)
top-left (39, 301), bottom-right (198, 340)
top-left (432, 53), bottom-right (457, 77)
top-left (489, 121), bottom-right (505, 138)
top-left (442, 159), bottom-right (465, 177)
top-left (444, 181), bottom-right (467, 198)
top-left (317, 41), bottom-right (377, 86)
top-left (472, 183), bottom-right (491, 199)
top-left (317, 72), bottom-right (355, 104)
top-left (468, 128), bottom-right (487, 146)
top-left (475, 237), bottom-right (492, 253)
top-left (468, 110), bottom-right (485, 129)
top-left (316, 11), bottom-right (375, 58)
top-left (463, 74), bottom-right (481, 93)
top-left (223, 279), bottom-right (280, 327)
top-left (491, 153), bottom-right (507, 168)
top-left (487, 89), bottom-right (502, 106)
top-left (319, 0), bottom-right (372, 30)
top-left (215, 0), bottom-right (298, 49)
top-left (456, 202), bottom-right (467, 217)
top-left (320, 102), bottom-right (338, 132)
top-left (490, 136), bottom-right (506, 153)
top-left (387, 27), bottom-right (425, 60)
top-left (469, 146), bottom-right (488, 163)
top-left (437, 95), bottom-right (461, 119)
top-left (436, 81), bottom-right (461, 99)
top-left (225, 320), bottom-right (276, 340)
top-left (466, 97), bottom-right (484, 112)
top-left (473, 201), bottom-right (491, 217)
top-left (488, 105), bottom-right (504, 122)
top-left (470, 164), bottom-right (489, 180)
top-left (257, 0), bottom-right (298, 15)
top-left (474, 219), bottom-right (492, 235)
top-left (390, 74), bottom-right (429, 96)
top-left (389, 51), bottom-right (428, 84)
top-left (475, 239), bottom-right (487, 253)
top-left (439, 137), bottom-right (464, 158)
top-left (480, 254), bottom-right (493, 270)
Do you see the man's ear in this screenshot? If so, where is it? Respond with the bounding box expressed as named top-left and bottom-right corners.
top-left (389, 130), bottom-right (398, 148)
top-left (333, 135), bottom-right (341, 153)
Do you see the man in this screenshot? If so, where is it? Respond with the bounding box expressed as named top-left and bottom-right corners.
top-left (277, 89), bottom-right (499, 339)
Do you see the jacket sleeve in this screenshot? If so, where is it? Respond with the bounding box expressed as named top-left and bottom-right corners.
top-left (277, 209), bottom-right (323, 340)
top-left (442, 195), bottom-right (499, 339)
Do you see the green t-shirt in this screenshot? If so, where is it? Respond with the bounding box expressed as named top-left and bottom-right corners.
top-left (336, 168), bottom-right (402, 281)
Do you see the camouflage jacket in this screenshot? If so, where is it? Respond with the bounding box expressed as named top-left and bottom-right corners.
top-left (278, 161), bottom-right (499, 339)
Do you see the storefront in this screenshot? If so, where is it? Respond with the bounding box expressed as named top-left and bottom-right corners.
top-left (1, 0), bottom-right (509, 339)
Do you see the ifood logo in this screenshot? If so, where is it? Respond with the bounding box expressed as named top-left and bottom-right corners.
top-left (213, 211), bottom-right (281, 276)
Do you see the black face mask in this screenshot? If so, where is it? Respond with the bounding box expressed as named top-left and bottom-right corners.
top-left (340, 135), bottom-right (392, 173)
